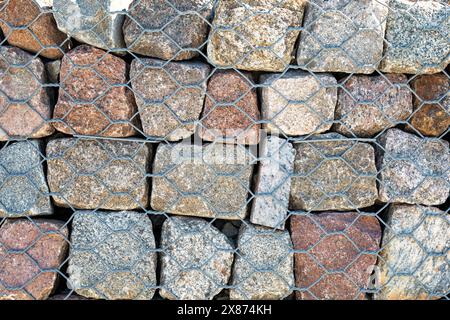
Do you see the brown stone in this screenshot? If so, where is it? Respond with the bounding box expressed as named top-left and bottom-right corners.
top-left (410, 74), bottom-right (450, 137)
top-left (198, 70), bottom-right (260, 145)
top-left (291, 212), bottom-right (381, 300)
top-left (0, 0), bottom-right (69, 59)
top-left (0, 219), bottom-right (68, 300)
top-left (53, 45), bottom-right (138, 137)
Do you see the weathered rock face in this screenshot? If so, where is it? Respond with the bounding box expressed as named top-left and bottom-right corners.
top-left (0, 46), bottom-right (54, 140)
top-left (375, 204), bottom-right (449, 300)
top-left (130, 58), bottom-right (210, 141)
top-left (290, 134), bottom-right (378, 211)
top-left (53, 0), bottom-right (131, 51)
top-left (335, 74), bottom-right (413, 137)
top-left (47, 138), bottom-right (151, 210)
top-left (250, 136), bottom-right (295, 230)
top-left (0, 219), bottom-right (68, 300)
top-left (53, 45), bottom-right (137, 137)
top-left (377, 129), bottom-right (449, 205)
top-left (0, 141), bottom-right (52, 218)
top-left (230, 224), bottom-right (294, 300)
top-left (67, 211), bottom-right (157, 300)
top-left (45, 60), bottom-right (61, 84)
top-left (291, 212), bottom-right (381, 300)
top-left (123, 0), bottom-right (214, 60)
top-left (380, 0), bottom-right (450, 74)
top-left (199, 70), bottom-right (260, 145)
top-left (260, 71), bottom-right (337, 136)
top-left (159, 216), bottom-right (234, 300)
top-left (151, 142), bottom-right (254, 220)
top-left (0, 0), bottom-right (69, 59)
top-left (297, 0), bottom-right (388, 74)
top-left (208, 0), bottom-right (305, 72)
top-left (409, 73), bottom-right (450, 137)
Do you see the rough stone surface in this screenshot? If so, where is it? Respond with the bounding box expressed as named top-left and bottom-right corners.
top-left (0, 0), bottom-right (69, 59)
top-left (151, 142), bottom-right (254, 220)
top-left (290, 133), bottom-right (378, 211)
top-left (297, 0), bottom-right (388, 74)
top-left (0, 46), bottom-right (54, 140)
top-left (0, 219), bottom-right (68, 300)
top-left (47, 138), bottom-right (151, 210)
top-left (250, 136), bottom-right (295, 230)
top-left (335, 74), bottom-right (413, 137)
top-left (53, 0), bottom-right (131, 51)
top-left (130, 58), bottom-right (210, 141)
top-left (377, 128), bottom-right (449, 205)
top-left (380, 0), bottom-right (450, 74)
top-left (260, 71), bottom-right (337, 136)
top-left (199, 70), bottom-right (260, 145)
top-left (45, 60), bottom-right (61, 83)
top-left (375, 204), bottom-right (449, 300)
top-left (123, 0), bottom-right (214, 60)
top-left (159, 216), bottom-right (234, 300)
top-left (208, 0), bottom-right (305, 72)
top-left (0, 141), bottom-right (52, 218)
top-left (230, 224), bottom-right (294, 300)
top-left (291, 212), bottom-right (381, 300)
top-left (67, 211), bottom-right (156, 300)
top-left (410, 73), bottom-right (450, 136)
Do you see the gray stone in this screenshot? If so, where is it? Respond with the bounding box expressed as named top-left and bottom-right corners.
top-left (290, 133), bottom-right (378, 211)
top-left (377, 128), bottom-right (449, 205)
top-left (67, 211), bottom-right (157, 300)
top-left (159, 216), bottom-right (234, 300)
top-left (123, 0), bottom-right (214, 60)
top-left (375, 204), bottom-right (450, 300)
top-left (230, 224), bottom-right (294, 300)
top-left (250, 136), bottom-right (295, 230)
top-left (208, 0), bottom-right (305, 72)
top-left (45, 60), bottom-right (61, 83)
top-left (380, 0), bottom-right (450, 74)
top-left (130, 58), bottom-right (210, 141)
top-left (151, 142), bottom-right (255, 220)
top-left (0, 141), bottom-right (52, 218)
top-left (46, 138), bottom-right (151, 210)
top-left (36, 0), bottom-right (53, 7)
top-left (297, 0), bottom-right (388, 74)
top-left (260, 71), bottom-right (337, 136)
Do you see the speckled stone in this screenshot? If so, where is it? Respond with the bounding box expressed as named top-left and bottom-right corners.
top-left (230, 224), bottom-right (294, 300)
top-left (159, 216), bottom-right (234, 300)
top-left (47, 138), bottom-right (151, 210)
top-left (208, 0), bottom-right (305, 72)
top-left (335, 74), bottom-right (413, 137)
top-left (297, 0), bottom-right (388, 74)
top-left (151, 142), bottom-right (254, 220)
top-left (67, 211), bottom-right (156, 300)
top-left (0, 219), bottom-right (68, 300)
top-left (290, 133), bottom-right (378, 211)
top-left (260, 71), bottom-right (337, 136)
top-left (377, 128), bottom-right (449, 205)
top-left (123, 0), bottom-right (214, 60)
top-left (375, 204), bottom-right (449, 300)
top-left (291, 212), bottom-right (381, 300)
top-left (199, 70), bottom-right (260, 145)
top-left (130, 58), bottom-right (210, 141)
top-left (53, 45), bottom-right (137, 137)
top-left (0, 141), bottom-right (52, 218)
top-left (0, 46), bottom-right (54, 140)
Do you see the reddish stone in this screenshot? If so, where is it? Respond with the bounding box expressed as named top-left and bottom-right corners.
top-left (0, 0), bottom-right (69, 59)
top-left (53, 45), bottom-right (138, 137)
top-left (291, 212), bottom-right (381, 300)
top-left (199, 70), bottom-right (260, 145)
top-left (0, 219), bottom-right (68, 300)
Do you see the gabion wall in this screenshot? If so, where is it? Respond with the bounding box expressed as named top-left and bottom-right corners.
top-left (0, 0), bottom-right (448, 300)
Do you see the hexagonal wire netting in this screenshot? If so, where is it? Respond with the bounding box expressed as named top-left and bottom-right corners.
top-left (0, 0), bottom-right (448, 301)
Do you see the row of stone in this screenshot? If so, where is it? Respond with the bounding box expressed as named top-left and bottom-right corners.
top-left (1, 204), bottom-right (448, 300)
top-left (1, 0), bottom-right (449, 74)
